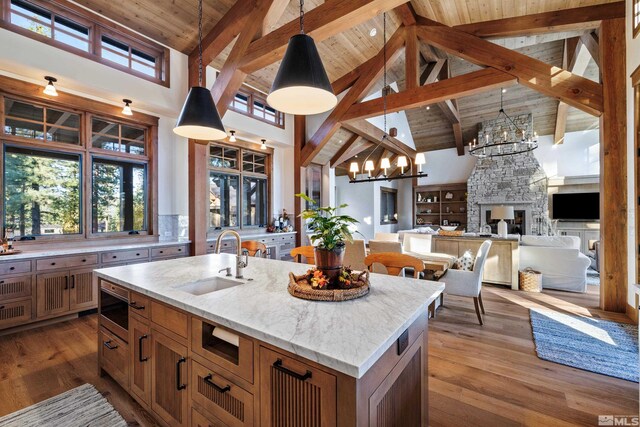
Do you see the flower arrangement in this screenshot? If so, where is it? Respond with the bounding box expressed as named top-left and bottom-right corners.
top-left (306, 266), bottom-right (356, 289)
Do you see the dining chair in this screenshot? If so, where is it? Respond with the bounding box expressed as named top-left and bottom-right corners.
top-left (373, 232), bottom-right (400, 242)
top-left (442, 240), bottom-right (492, 325)
top-left (368, 240), bottom-right (403, 273)
top-left (241, 240), bottom-right (268, 258)
top-left (290, 246), bottom-right (316, 264)
top-left (364, 252), bottom-right (424, 278)
top-left (343, 239), bottom-right (367, 271)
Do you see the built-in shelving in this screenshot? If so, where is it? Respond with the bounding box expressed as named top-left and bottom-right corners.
top-left (413, 183), bottom-right (468, 230)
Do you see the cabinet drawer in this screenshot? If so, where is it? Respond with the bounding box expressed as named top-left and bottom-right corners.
top-left (151, 301), bottom-right (188, 338)
top-left (0, 276), bottom-right (32, 302)
top-left (100, 280), bottom-right (129, 300)
top-left (0, 260), bottom-right (31, 276)
top-left (129, 292), bottom-right (150, 319)
top-left (191, 360), bottom-right (254, 427)
top-left (101, 249), bottom-right (149, 264)
top-left (191, 407), bottom-right (225, 427)
top-left (36, 254), bottom-right (98, 271)
top-left (151, 245), bottom-right (187, 259)
top-left (0, 299), bottom-right (32, 329)
top-left (99, 327), bottom-right (129, 389)
top-left (191, 318), bottom-right (254, 383)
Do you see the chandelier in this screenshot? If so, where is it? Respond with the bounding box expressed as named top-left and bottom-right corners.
top-left (349, 13), bottom-right (426, 184)
top-left (468, 89), bottom-right (538, 158)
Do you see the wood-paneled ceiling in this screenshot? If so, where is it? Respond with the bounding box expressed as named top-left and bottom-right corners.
top-left (74, 0), bottom-right (614, 166)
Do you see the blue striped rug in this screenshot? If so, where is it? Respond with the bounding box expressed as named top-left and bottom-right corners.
top-left (530, 309), bottom-right (638, 382)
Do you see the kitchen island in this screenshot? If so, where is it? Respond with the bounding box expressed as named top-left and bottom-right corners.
top-left (95, 254), bottom-right (443, 426)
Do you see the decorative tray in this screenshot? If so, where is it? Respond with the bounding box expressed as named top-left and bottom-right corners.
top-left (0, 249), bottom-right (22, 256)
top-left (288, 270), bottom-right (370, 302)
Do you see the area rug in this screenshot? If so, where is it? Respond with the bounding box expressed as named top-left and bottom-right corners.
top-left (586, 268), bottom-right (600, 286)
top-left (530, 309), bottom-right (638, 382)
top-left (0, 384), bottom-right (126, 427)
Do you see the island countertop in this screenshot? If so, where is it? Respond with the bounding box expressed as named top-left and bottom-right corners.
top-left (94, 254), bottom-right (444, 379)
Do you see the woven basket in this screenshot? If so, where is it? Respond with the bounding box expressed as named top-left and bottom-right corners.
top-left (519, 268), bottom-right (542, 292)
top-left (288, 271), bottom-right (370, 302)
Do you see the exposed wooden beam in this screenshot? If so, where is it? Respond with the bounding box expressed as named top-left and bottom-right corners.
top-left (554, 37), bottom-right (591, 144)
top-left (452, 122), bottom-right (464, 156)
top-left (257, 0), bottom-right (289, 39)
top-left (580, 31), bottom-right (600, 68)
top-left (300, 27), bottom-right (406, 167)
top-left (342, 120), bottom-right (417, 158)
top-left (211, 0), bottom-right (274, 117)
top-left (599, 18), bottom-right (627, 312)
top-left (452, 2), bottom-right (624, 39)
top-left (405, 25), bottom-right (419, 90)
top-left (188, 0), bottom-right (254, 84)
top-left (415, 23), bottom-right (603, 116)
top-left (239, 0), bottom-right (407, 74)
top-left (330, 134), bottom-right (361, 167)
top-left (420, 59), bottom-right (445, 85)
top-left (393, 2), bottom-right (417, 26)
top-left (342, 68), bottom-right (517, 121)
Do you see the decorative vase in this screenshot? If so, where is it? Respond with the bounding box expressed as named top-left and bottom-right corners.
top-left (314, 246), bottom-right (345, 286)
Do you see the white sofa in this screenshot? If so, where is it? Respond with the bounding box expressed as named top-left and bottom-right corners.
top-left (519, 235), bottom-right (590, 293)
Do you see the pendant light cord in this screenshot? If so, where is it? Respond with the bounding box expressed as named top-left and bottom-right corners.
top-left (198, 0), bottom-right (203, 86)
top-left (299, 0), bottom-right (305, 34)
top-left (382, 12), bottom-right (387, 136)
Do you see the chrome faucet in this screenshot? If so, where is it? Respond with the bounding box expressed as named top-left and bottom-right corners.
top-left (214, 230), bottom-right (248, 279)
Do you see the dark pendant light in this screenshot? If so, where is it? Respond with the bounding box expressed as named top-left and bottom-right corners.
top-left (266, 0), bottom-right (337, 115)
top-left (173, 0), bottom-right (226, 141)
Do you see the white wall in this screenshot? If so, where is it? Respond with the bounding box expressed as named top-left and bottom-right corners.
top-left (626, 0), bottom-right (639, 307)
top-left (0, 24), bottom-right (295, 222)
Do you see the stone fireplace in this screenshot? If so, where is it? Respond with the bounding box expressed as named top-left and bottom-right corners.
top-left (467, 113), bottom-right (550, 235)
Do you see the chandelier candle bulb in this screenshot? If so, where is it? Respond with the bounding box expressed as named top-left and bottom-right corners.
top-left (380, 158), bottom-right (391, 176)
top-left (349, 162), bottom-right (359, 179)
top-left (397, 156), bottom-right (408, 174)
top-left (364, 160), bottom-right (375, 177)
top-left (415, 153), bottom-right (426, 173)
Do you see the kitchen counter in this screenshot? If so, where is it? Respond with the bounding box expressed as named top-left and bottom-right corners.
top-left (95, 253), bottom-right (443, 378)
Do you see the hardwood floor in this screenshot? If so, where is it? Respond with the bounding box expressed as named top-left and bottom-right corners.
top-left (0, 284), bottom-right (636, 426)
top-left (430, 284), bottom-right (639, 427)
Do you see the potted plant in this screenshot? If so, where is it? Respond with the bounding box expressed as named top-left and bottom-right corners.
top-left (297, 194), bottom-right (359, 286)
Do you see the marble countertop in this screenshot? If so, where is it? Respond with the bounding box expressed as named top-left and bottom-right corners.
top-left (94, 254), bottom-right (444, 378)
top-left (0, 239), bottom-right (190, 261)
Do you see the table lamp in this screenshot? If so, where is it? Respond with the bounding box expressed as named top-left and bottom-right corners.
top-left (491, 206), bottom-right (514, 238)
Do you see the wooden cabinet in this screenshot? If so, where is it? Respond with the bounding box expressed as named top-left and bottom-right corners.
top-left (0, 275), bottom-right (32, 302)
top-left (99, 327), bottom-right (129, 389)
top-left (191, 360), bottom-right (254, 427)
top-left (432, 236), bottom-right (519, 289)
top-left (151, 245), bottom-right (189, 260)
top-left (191, 407), bottom-right (225, 427)
top-left (151, 329), bottom-right (189, 427)
top-left (102, 249), bottom-right (150, 264)
top-left (36, 269), bottom-right (97, 318)
top-left (36, 272), bottom-right (70, 318)
top-left (259, 346), bottom-right (337, 427)
top-left (207, 233), bottom-right (297, 261)
top-left (0, 260), bottom-right (31, 276)
top-left (0, 299), bottom-right (32, 328)
top-left (130, 315), bottom-right (151, 405)
top-left (36, 254), bottom-right (98, 272)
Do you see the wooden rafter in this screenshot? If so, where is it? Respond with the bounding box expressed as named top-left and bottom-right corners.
top-left (300, 26), bottom-right (406, 167)
top-left (211, 0), bottom-right (274, 117)
top-left (415, 22), bottom-right (603, 116)
top-left (342, 120), bottom-right (417, 158)
top-left (553, 37), bottom-right (592, 144)
top-left (342, 68), bottom-right (517, 121)
top-left (580, 32), bottom-right (600, 68)
top-left (405, 25), bottom-right (419, 90)
top-left (453, 2), bottom-right (624, 39)
top-left (433, 60), bottom-right (464, 155)
top-left (239, 0), bottom-right (407, 74)
top-left (188, 0), bottom-right (254, 85)
top-left (393, 2), bottom-right (417, 26)
top-left (420, 60), bottom-right (445, 85)
top-left (257, 0), bottom-right (289, 39)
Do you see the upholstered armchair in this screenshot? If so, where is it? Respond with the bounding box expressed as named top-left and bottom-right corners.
top-left (442, 240), bottom-right (492, 325)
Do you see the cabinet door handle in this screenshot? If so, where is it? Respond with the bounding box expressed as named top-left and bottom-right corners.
top-left (51, 262), bottom-right (56, 266)
top-left (103, 340), bottom-right (118, 350)
top-left (136, 253), bottom-right (140, 256)
top-left (129, 302), bottom-right (145, 310)
top-left (138, 334), bottom-right (148, 362)
top-left (0, 305), bottom-right (5, 310)
top-left (176, 357), bottom-right (186, 390)
top-left (9, 266), bottom-right (15, 271)
top-left (64, 276), bottom-right (69, 290)
top-left (82, 259), bottom-right (86, 262)
top-left (71, 275), bottom-right (75, 289)
top-left (203, 374), bottom-right (231, 393)
top-left (272, 359), bottom-right (312, 381)
top-left (112, 255), bottom-right (117, 259)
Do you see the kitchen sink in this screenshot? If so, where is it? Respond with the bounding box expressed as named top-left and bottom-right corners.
top-left (175, 277), bottom-right (242, 296)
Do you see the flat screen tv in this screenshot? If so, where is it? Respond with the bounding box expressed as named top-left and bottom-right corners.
top-left (552, 192), bottom-right (599, 221)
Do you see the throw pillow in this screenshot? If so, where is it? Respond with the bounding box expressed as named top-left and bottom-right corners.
top-left (453, 250), bottom-right (474, 271)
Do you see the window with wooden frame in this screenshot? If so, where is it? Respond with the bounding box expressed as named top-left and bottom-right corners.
top-left (0, 0), bottom-right (169, 86)
top-left (208, 142), bottom-right (271, 231)
top-left (380, 187), bottom-right (398, 224)
top-left (229, 87), bottom-right (285, 128)
top-left (634, 0), bottom-right (640, 39)
top-left (0, 78), bottom-right (157, 241)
